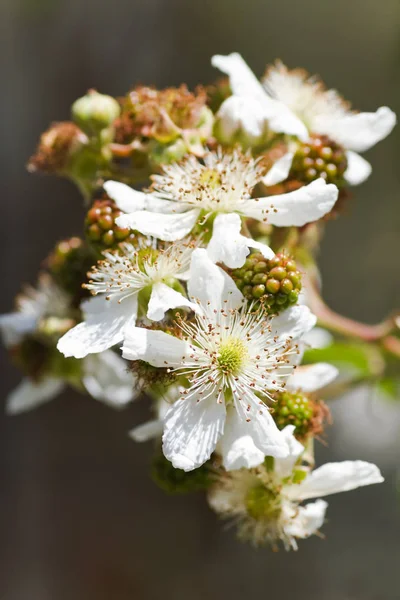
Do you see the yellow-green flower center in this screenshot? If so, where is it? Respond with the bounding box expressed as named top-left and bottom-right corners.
top-left (217, 337), bottom-right (249, 375)
top-left (199, 168), bottom-right (222, 189)
top-left (245, 484), bottom-right (282, 521)
top-left (137, 247), bottom-right (159, 271)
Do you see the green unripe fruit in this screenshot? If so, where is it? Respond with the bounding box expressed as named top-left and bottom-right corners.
top-left (290, 134), bottom-right (348, 187)
top-left (230, 252), bottom-right (302, 315)
top-left (72, 90), bottom-right (120, 136)
top-left (252, 273), bottom-right (267, 285)
top-left (280, 278), bottom-right (293, 294)
top-left (269, 266), bottom-right (287, 281)
top-left (253, 284), bottom-right (266, 298)
top-left (266, 279), bottom-right (280, 294)
top-left (271, 390), bottom-right (331, 442)
top-left (85, 198), bottom-right (136, 253)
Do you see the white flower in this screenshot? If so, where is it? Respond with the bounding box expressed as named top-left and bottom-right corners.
top-left (212, 53), bottom-right (396, 186)
top-left (0, 273), bottom-right (71, 347)
top-left (208, 425), bottom-right (383, 550)
top-left (0, 276), bottom-right (136, 413)
top-left (122, 249), bottom-right (317, 471)
top-left (6, 350), bottom-right (136, 415)
top-left (212, 53), bottom-right (310, 141)
top-left (57, 240), bottom-right (197, 359)
top-left (220, 360), bottom-right (338, 471)
top-left (107, 150), bottom-right (338, 269)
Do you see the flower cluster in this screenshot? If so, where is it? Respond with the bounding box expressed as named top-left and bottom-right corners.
top-left (3, 52), bottom-right (398, 551)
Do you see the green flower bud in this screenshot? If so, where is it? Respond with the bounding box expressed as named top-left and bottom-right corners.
top-left (151, 451), bottom-right (212, 494)
top-left (231, 252), bottom-right (302, 315)
top-left (72, 90), bottom-right (120, 136)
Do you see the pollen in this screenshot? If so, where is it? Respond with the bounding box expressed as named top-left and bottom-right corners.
top-left (217, 337), bottom-right (249, 375)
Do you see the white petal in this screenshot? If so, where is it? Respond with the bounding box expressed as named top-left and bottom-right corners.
top-left (235, 394), bottom-right (290, 459)
top-left (187, 248), bottom-right (244, 311)
top-left (207, 485), bottom-right (239, 514)
top-left (129, 419), bottom-right (164, 442)
top-left (262, 152), bottom-right (294, 186)
top-left (0, 313), bottom-right (38, 347)
top-left (103, 181), bottom-right (147, 213)
top-left (344, 151), bottom-right (372, 185)
top-left (212, 52), bottom-right (268, 103)
top-left (116, 208), bottom-right (200, 241)
top-left (271, 305), bottom-right (317, 342)
top-left (207, 213), bottom-right (250, 268)
top-left (146, 282), bottom-right (198, 321)
top-left (289, 460), bottom-right (384, 501)
top-left (316, 106), bottom-right (396, 152)
top-left (274, 425), bottom-right (305, 479)
top-left (284, 499), bottom-right (328, 539)
top-left (302, 327), bottom-right (333, 349)
top-left (245, 179), bottom-right (338, 226)
top-left (218, 406), bottom-right (265, 470)
top-left (212, 53), bottom-right (308, 140)
top-left (246, 238), bottom-right (275, 260)
top-left (104, 181), bottom-right (177, 214)
top-left (286, 363), bottom-right (338, 393)
top-left (82, 350), bottom-right (135, 408)
top-left (6, 377), bottom-right (65, 415)
top-left (162, 392), bottom-right (226, 471)
top-left (216, 96), bottom-right (266, 142)
top-left (57, 294), bottom-right (137, 359)
top-left (122, 326), bottom-right (189, 367)
top-left (207, 213), bottom-right (273, 268)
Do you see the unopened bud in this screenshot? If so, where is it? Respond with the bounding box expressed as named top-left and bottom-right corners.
top-left (72, 90), bottom-right (120, 136)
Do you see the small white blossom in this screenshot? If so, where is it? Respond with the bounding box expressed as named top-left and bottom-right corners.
top-left (6, 350), bottom-right (136, 414)
top-left (0, 275), bottom-right (135, 413)
top-left (208, 426), bottom-right (383, 550)
top-left (57, 239), bottom-right (197, 359)
top-left (0, 273), bottom-right (71, 347)
top-left (122, 250), bottom-right (317, 471)
top-left (212, 53), bottom-right (396, 186)
top-left (106, 150), bottom-right (338, 269)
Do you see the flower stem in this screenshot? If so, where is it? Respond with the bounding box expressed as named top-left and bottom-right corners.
top-left (304, 273), bottom-right (399, 351)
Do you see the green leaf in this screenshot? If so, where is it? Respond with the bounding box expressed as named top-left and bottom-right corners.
top-left (303, 342), bottom-right (384, 377)
top-left (376, 377), bottom-right (400, 401)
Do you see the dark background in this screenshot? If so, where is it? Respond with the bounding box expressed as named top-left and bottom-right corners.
top-left (1, 1), bottom-right (399, 598)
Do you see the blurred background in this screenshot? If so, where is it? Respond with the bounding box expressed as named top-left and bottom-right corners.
top-left (0, 0), bottom-right (399, 598)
